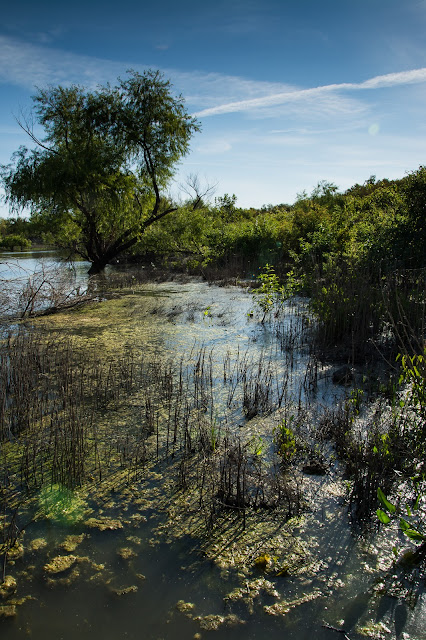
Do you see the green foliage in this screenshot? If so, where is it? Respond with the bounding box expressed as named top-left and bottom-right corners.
top-left (1, 70), bottom-right (200, 273)
top-left (397, 351), bottom-right (426, 415)
top-left (396, 350), bottom-right (426, 460)
top-left (251, 264), bottom-right (303, 323)
top-left (377, 486), bottom-right (396, 514)
top-left (214, 193), bottom-right (238, 220)
top-left (250, 435), bottom-right (265, 457)
top-left (400, 165), bottom-right (426, 263)
top-left (0, 234), bottom-right (31, 251)
top-left (38, 483), bottom-right (86, 525)
top-left (374, 350), bottom-right (426, 548)
top-left (376, 484), bottom-right (426, 544)
top-left (253, 264), bottom-right (284, 322)
top-left (274, 417), bottom-right (297, 465)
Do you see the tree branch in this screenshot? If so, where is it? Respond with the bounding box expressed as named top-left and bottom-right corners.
top-left (15, 117), bottom-right (58, 155)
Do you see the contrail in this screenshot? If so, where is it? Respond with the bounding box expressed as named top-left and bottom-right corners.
top-left (193, 67), bottom-right (426, 117)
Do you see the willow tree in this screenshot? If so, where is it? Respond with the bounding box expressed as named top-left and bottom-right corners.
top-left (1, 70), bottom-right (200, 274)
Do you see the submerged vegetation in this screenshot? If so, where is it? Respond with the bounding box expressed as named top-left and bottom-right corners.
top-left (0, 270), bottom-right (424, 637)
top-left (0, 93), bottom-right (425, 635)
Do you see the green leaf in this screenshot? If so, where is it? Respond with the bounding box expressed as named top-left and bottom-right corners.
top-left (404, 529), bottom-right (426, 542)
top-left (377, 509), bottom-right (391, 525)
top-left (399, 517), bottom-right (410, 532)
top-left (377, 487), bottom-right (396, 514)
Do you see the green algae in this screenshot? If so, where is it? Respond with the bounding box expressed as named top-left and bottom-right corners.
top-left (263, 591), bottom-right (322, 617)
top-left (117, 546), bottom-right (137, 560)
top-left (193, 613), bottom-right (246, 630)
top-left (38, 485), bottom-right (88, 525)
top-left (0, 604), bottom-right (17, 618)
top-left (110, 585), bottom-right (138, 596)
top-left (59, 534), bottom-right (87, 552)
top-left (34, 290), bottom-right (169, 359)
top-left (43, 555), bottom-right (78, 574)
top-left (0, 576), bottom-right (17, 599)
top-left (225, 578), bottom-right (279, 604)
top-left (175, 600), bottom-right (195, 616)
top-left (356, 621), bottom-right (392, 638)
top-left (46, 566), bottom-right (81, 587)
top-left (3, 542), bottom-right (24, 562)
top-left (43, 555), bottom-right (106, 588)
top-left (29, 538), bottom-right (48, 552)
top-left (85, 517), bottom-right (123, 531)
top-left (253, 553), bottom-right (273, 568)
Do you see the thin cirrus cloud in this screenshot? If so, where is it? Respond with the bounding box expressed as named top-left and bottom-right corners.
top-left (0, 35), bottom-right (125, 89)
top-left (0, 34), bottom-right (295, 109)
top-left (193, 68), bottom-right (426, 117)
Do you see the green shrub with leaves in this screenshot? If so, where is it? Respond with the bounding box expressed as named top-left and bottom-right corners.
top-left (375, 350), bottom-right (426, 548)
top-left (377, 484), bottom-right (425, 545)
top-left (274, 416), bottom-right (298, 466)
top-left (252, 264), bottom-right (284, 322)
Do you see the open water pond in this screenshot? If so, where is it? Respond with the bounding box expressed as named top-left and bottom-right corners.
top-left (1, 273), bottom-right (425, 639)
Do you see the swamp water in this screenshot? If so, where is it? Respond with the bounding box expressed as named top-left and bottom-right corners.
top-left (1, 269), bottom-right (425, 640)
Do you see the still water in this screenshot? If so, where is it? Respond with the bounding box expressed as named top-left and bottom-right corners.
top-left (1, 252), bottom-right (425, 640)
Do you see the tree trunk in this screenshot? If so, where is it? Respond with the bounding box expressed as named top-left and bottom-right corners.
top-left (88, 260), bottom-right (107, 275)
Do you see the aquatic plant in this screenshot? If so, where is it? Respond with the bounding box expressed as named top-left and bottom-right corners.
top-left (274, 417), bottom-right (297, 466)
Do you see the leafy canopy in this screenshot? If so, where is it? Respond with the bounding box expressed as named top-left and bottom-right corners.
top-left (1, 70), bottom-right (200, 273)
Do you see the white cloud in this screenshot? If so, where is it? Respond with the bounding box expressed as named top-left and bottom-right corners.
top-left (193, 67), bottom-right (426, 117)
top-left (359, 67), bottom-right (426, 89)
top-left (195, 140), bottom-right (232, 154)
top-left (0, 35), bottom-right (365, 122)
top-left (0, 35), bottom-right (126, 89)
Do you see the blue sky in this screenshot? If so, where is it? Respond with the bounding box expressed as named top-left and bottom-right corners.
top-left (1, 0), bottom-right (426, 214)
